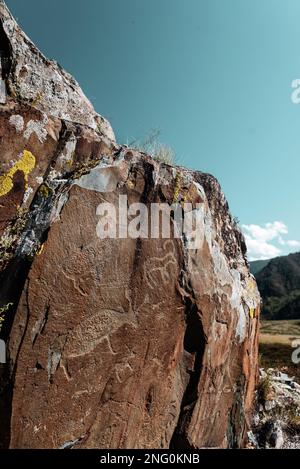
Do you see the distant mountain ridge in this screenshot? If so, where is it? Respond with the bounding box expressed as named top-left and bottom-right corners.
top-left (252, 252), bottom-right (300, 320)
top-left (250, 259), bottom-right (271, 276)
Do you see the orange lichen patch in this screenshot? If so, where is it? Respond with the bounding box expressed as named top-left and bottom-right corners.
top-left (0, 150), bottom-right (36, 198)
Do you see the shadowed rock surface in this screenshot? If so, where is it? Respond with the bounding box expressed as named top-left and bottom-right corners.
top-left (0, 1), bottom-right (260, 449)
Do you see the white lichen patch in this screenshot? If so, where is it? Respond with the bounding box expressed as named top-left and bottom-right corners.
top-left (58, 135), bottom-right (76, 167)
top-left (235, 304), bottom-right (247, 343)
top-left (193, 181), bottom-right (206, 201)
top-left (9, 114), bottom-right (24, 133)
top-left (23, 186), bottom-right (33, 204)
top-left (50, 191), bottom-right (70, 224)
top-left (212, 243), bottom-right (233, 288)
top-left (24, 114), bottom-right (48, 143)
top-left (76, 167), bottom-right (117, 193)
top-left (184, 203), bottom-right (206, 250)
top-left (230, 269), bottom-right (242, 309)
top-left (33, 425), bottom-right (40, 434)
top-left (181, 171), bottom-right (194, 187)
top-left (0, 78), bottom-right (6, 104)
top-left (48, 169), bottom-right (63, 181)
top-left (74, 161), bottom-right (128, 194)
top-left (18, 237), bottom-right (36, 257)
top-left (153, 165), bottom-right (172, 187)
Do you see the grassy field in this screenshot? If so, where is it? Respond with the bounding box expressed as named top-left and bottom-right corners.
top-left (260, 333), bottom-right (300, 345)
top-left (259, 320), bottom-right (300, 383)
top-left (260, 319), bottom-right (300, 336)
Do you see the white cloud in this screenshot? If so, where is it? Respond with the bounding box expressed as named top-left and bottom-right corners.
top-left (286, 240), bottom-right (300, 248)
top-left (243, 235), bottom-right (281, 261)
top-left (242, 221), bottom-right (300, 261)
top-left (242, 221), bottom-right (288, 242)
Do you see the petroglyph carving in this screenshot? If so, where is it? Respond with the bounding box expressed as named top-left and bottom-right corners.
top-left (62, 289), bottom-right (149, 362)
top-left (60, 251), bottom-right (94, 297)
top-left (61, 270), bottom-right (88, 297)
top-left (144, 240), bottom-right (178, 290)
top-left (64, 310), bottom-right (134, 360)
top-left (115, 362), bottom-right (134, 384)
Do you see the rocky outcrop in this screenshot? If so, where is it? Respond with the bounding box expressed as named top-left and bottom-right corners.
top-left (0, 1), bottom-right (114, 138)
top-left (250, 369), bottom-right (300, 449)
top-left (0, 1), bottom-right (260, 449)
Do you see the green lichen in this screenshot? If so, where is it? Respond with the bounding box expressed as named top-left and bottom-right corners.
top-left (0, 208), bottom-right (28, 270)
top-left (8, 82), bottom-right (22, 101)
top-left (0, 232), bottom-right (15, 266)
top-left (39, 183), bottom-right (52, 198)
top-left (0, 303), bottom-right (13, 333)
top-left (26, 241), bottom-right (44, 262)
top-left (30, 91), bottom-right (44, 107)
top-left (96, 122), bottom-right (103, 134)
top-left (71, 159), bottom-right (102, 180)
top-left (66, 151), bottom-right (76, 168)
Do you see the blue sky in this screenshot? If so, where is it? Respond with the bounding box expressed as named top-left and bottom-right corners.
top-left (6, 0), bottom-right (300, 260)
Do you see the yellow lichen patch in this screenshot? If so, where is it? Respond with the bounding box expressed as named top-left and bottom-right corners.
top-left (127, 180), bottom-right (135, 189)
top-left (0, 302), bottom-right (13, 333)
top-left (31, 91), bottom-right (44, 107)
top-left (37, 244), bottom-right (44, 256)
top-left (249, 308), bottom-right (255, 319)
top-left (39, 184), bottom-right (51, 198)
top-left (173, 172), bottom-right (182, 204)
top-left (246, 277), bottom-right (256, 292)
top-left (181, 192), bottom-right (192, 207)
top-left (0, 150), bottom-right (36, 198)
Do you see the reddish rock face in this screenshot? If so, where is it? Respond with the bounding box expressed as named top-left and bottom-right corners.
top-left (0, 104), bottom-right (61, 235)
top-left (9, 184), bottom-right (187, 449)
top-left (0, 1), bottom-right (260, 449)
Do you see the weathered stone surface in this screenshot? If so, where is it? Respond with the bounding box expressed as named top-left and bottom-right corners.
top-left (0, 1), bottom-right (260, 449)
top-left (0, 1), bottom-right (115, 139)
top-left (251, 369), bottom-right (300, 449)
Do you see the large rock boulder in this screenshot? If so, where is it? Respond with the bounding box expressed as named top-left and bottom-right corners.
top-left (0, 0), bottom-right (260, 449)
